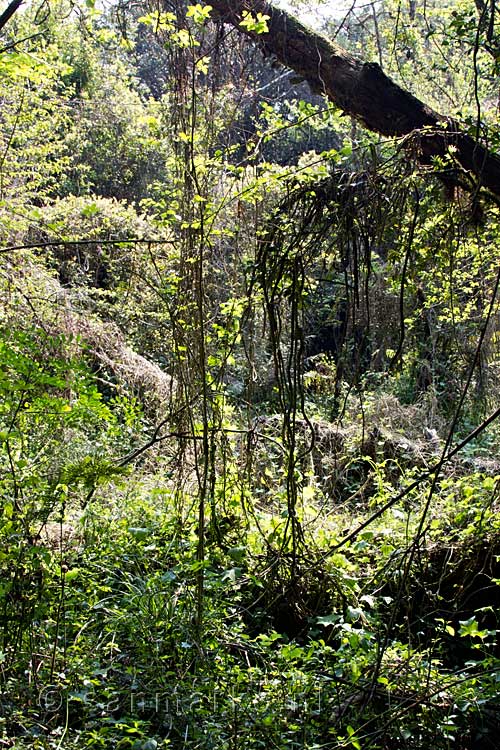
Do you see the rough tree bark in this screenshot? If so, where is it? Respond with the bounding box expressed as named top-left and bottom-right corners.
top-left (209, 0), bottom-right (500, 199)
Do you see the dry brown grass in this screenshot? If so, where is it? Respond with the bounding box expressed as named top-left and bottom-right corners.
top-left (0, 258), bottom-right (175, 416)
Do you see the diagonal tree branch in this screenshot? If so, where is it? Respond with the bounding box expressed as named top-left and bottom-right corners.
top-left (209, 0), bottom-right (500, 199)
top-left (0, 0), bottom-right (24, 33)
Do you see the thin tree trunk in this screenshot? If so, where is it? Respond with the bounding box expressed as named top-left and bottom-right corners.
top-left (209, 0), bottom-right (500, 198)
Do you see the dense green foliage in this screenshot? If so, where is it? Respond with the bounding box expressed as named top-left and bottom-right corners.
top-left (1, 0), bottom-right (500, 748)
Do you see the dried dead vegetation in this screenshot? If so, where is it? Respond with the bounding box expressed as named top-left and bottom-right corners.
top-left (249, 398), bottom-right (446, 506)
top-left (0, 258), bottom-right (175, 416)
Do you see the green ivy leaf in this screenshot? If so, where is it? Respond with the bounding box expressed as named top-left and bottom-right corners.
top-left (187, 4), bottom-right (213, 25)
top-left (239, 11), bottom-right (270, 35)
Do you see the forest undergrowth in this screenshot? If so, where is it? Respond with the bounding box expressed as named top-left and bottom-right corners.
top-left (1, 0), bottom-right (500, 748)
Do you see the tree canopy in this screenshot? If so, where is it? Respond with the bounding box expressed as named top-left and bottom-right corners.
top-left (209, 0), bottom-right (500, 198)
